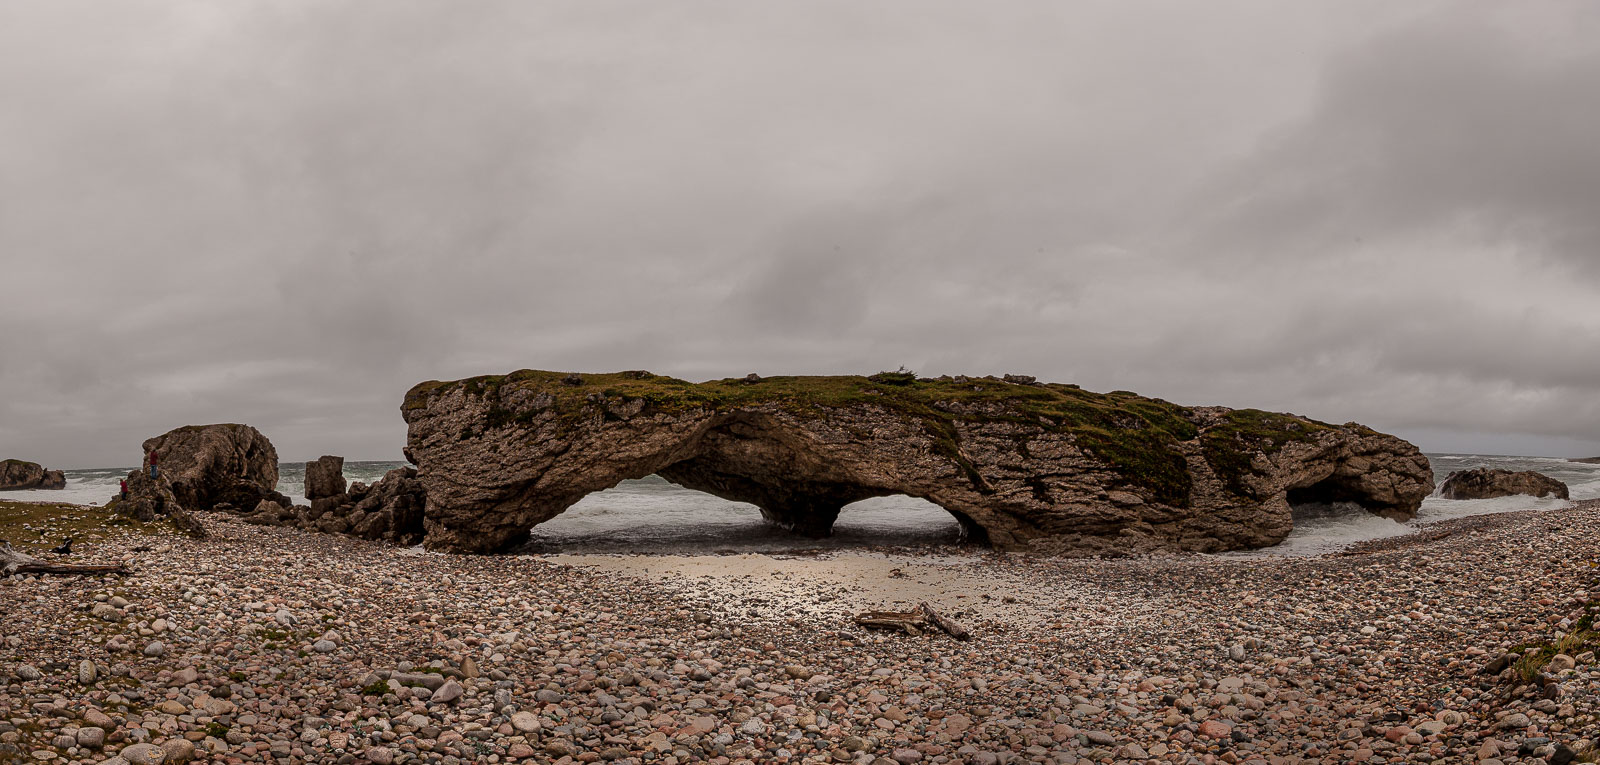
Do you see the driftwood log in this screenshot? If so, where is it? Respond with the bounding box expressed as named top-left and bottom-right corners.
top-left (852, 601), bottom-right (971, 641)
top-left (0, 542), bottom-right (130, 577)
top-left (919, 601), bottom-right (971, 641)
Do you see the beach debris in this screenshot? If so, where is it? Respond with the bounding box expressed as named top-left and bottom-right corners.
top-left (49, 537), bottom-right (73, 555)
top-left (853, 602), bottom-right (971, 641)
top-left (1, 540), bottom-right (129, 576)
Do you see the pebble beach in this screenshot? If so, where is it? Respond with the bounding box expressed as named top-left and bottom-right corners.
top-left (2, 501), bottom-right (1597, 765)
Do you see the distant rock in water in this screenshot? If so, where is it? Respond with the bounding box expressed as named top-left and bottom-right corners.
top-left (0, 459), bottom-right (65, 490)
top-left (1438, 468), bottom-right (1569, 500)
top-left (401, 370), bottom-right (1435, 555)
top-left (1570, 457), bottom-right (1600, 464)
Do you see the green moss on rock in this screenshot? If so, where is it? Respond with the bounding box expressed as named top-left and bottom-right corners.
top-left (1199, 409), bottom-right (1335, 498)
top-left (405, 371), bottom-right (1211, 505)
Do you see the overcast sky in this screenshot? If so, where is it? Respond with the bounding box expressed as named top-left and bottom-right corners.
top-left (2, 1), bottom-right (1598, 467)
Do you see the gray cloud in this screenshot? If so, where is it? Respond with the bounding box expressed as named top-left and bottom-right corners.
top-left (2, 0), bottom-right (1598, 468)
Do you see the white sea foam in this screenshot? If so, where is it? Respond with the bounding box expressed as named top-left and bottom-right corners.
top-left (0, 461), bottom-right (407, 508)
top-left (1228, 453), bottom-right (1595, 558)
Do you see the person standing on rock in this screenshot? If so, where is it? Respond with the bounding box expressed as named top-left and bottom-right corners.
top-left (119, 478), bottom-right (128, 500)
top-left (147, 450), bottom-right (159, 480)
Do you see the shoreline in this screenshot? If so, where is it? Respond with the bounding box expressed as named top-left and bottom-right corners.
top-left (4, 496), bottom-right (1585, 560)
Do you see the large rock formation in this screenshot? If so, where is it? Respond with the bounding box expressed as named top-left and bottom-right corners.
top-left (1438, 468), bottom-right (1569, 500)
top-left (139, 424), bottom-right (281, 511)
top-left (235, 464), bottom-right (425, 545)
top-left (0, 460), bottom-right (65, 491)
top-left (113, 424), bottom-right (288, 538)
top-left (401, 370), bottom-right (1435, 554)
top-left (305, 455), bottom-right (347, 500)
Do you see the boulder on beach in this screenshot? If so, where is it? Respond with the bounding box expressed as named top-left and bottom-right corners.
top-left (305, 455), bottom-right (347, 500)
top-left (112, 423), bottom-right (290, 538)
top-left (1438, 468), bottom-right (1569, 500)
top-left (400, 370), bottom-right (1435, 555)
top-left (136, 423), bottom-right (284, 511)
top-left (0, 459), bottom-right (65, 490)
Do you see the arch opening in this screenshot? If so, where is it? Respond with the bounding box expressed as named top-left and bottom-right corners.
top-left (1286, 474), bottom-right (1404, 521)
top-left (518, 476), bottom-right (986, 554)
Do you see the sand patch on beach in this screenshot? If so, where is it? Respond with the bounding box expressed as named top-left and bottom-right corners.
top-left (543, 549), bottom-right (1163, 634)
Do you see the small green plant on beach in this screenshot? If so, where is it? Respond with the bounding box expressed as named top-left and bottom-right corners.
top-left (1507, 596), bottom-right (1600, 683)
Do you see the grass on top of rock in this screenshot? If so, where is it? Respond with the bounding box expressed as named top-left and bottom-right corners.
top-left (1199, 408), bottom-right (1339, 499)
top-left (399, 370), bottom-right (1351, 507)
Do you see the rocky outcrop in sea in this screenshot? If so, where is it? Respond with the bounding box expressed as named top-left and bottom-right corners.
top-left (0, 459), bottom-right (65, 491)
top-left (401, 370), bottom-right (1435, 554)
top-left (1439, 468), bottom-right (1570, 500)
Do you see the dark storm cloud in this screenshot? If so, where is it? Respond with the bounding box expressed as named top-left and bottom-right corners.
top-left (1186, 7), bottom-right (1600, 272)
top-left (2, 0), bottom-right (1598, 468)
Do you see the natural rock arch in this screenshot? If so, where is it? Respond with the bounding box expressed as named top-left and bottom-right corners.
top-left (401, 370), bottom-right (1435, 555)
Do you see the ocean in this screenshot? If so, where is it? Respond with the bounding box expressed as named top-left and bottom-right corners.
top-left (4, 455), bottom-right (1595, 556)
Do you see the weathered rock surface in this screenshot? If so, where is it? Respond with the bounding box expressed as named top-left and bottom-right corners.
top-left (1438, 468), bottom-right (1569, 500)
top-left (304, 455), bottom-right (347, 500)
top-left (137, 424), bottom-right (282, 511)
top-left (231, 466), bottom-right (425, 545)
top-left (0, 459), bottom-right (65, 490)
top-left (402, 370), bottom-right (1435, 554)
top-left (112, 468), bottom-right (209, 538)
top-left (111, 424), bottom-right (288, 538)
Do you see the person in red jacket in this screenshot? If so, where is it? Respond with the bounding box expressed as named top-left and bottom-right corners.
top-left (148, 450), bottom-right (159, 480)
top-left (119, 478), bottom-right (128, 500)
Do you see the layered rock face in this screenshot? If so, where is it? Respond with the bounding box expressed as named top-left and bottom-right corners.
top-left (137, 424), bottom-right (282, 511)
top-left (402, 370), bottom-right (1435, 554)
top-left (0, 460), bottom-right (64, 490)
top-left (305, 455), bottom-right (347, 501)
top-left (115, 469), bottom-right (207, 538)
top-left (234, 460), bottom-right (426, 545)
top-left (114, 424), bottom-right (288, 538)
top-left (1438, 469), bottom-right (1569, 500)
